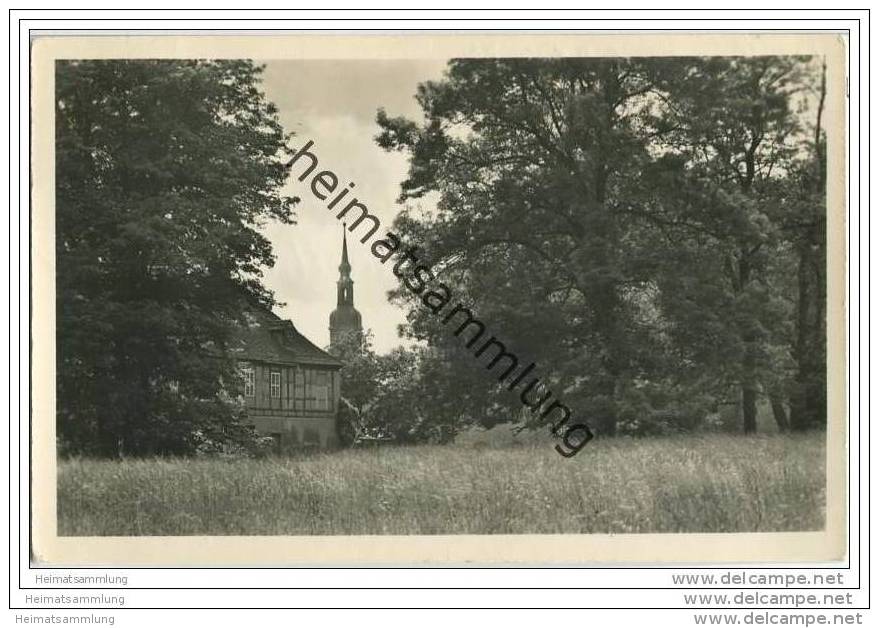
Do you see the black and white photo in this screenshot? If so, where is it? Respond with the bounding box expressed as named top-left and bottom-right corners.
top-left (29, 32), bottom-right (848, 565)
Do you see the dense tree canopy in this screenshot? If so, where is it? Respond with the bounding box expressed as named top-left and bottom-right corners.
top-left (375, 56), bottom-right (826, 438)
top-left (56, 60), bottom-right (297, 456)
top-left (330, 331), bottom-right (453, 445)
top-left (54, 56), bottom-right (827, 457)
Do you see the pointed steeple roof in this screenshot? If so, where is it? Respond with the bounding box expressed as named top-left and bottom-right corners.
top-left (330, 223), bottom-right (363, 346)
top-left (339, 224), bottom-right (351, 274)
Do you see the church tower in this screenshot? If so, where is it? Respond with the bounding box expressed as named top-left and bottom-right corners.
top-left (329, 227), bottom-right (363, 349)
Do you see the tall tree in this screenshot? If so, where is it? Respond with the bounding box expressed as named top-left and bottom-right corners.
top-left (377, 56), bottom-right (822, 437)
top-left (55, 60), bottom-right (296, 456)
top-left (785, 60), bottom-right (828, 430)
top-left (377, 58), bottom-right (669, 435)
top-left (650, 56), bottom-right (812, 433)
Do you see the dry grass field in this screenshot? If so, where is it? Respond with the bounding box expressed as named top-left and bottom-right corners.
top-left (57, 432), bottom-right (826, 536)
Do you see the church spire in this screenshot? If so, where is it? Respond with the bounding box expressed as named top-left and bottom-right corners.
top-left (339, 224), bottom-right (351, 275)
top-left (329, 225), bottom-right (363, 349)
top-left (336, 225), bottom-right (353, 307)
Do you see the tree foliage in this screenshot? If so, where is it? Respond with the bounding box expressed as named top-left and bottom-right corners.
top-left (375, 56), bottom-right (827, 437)
top-left (330, 331), bottom-right (459, 444)
top-left (56, 60), bottom-right (297, 456)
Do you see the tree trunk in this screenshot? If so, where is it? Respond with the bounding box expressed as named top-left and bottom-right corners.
top-left (790, 61), bottom-right (828, 431)
top-left (738, 254), bottom-right (759, 434)
top-left (769, 392), bottom-right (790, 432)
top-left (790, 238), bottom-right (822, 430)
top-left (592, 277), bottom-right (622, 437)
top-left (742, 384), bottom-right (758, 434)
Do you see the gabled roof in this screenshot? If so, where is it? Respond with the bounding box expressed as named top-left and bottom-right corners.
top-left (227, 306), bottom-right (342, 368)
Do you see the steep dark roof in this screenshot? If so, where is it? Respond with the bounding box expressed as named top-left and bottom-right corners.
top-left (228, 306), bottom-right (342, 368)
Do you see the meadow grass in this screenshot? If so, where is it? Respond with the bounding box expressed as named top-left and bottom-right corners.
top-left (57, 432), bottom-right (825, 536)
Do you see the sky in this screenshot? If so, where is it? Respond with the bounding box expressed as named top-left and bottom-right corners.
top-left (258, 60), bottom-right (448, 354)
top-left (256, 57), bottom-right (823, 356)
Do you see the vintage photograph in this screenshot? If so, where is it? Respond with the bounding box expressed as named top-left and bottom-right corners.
top-left (32, 34), bottom-right (846, 562)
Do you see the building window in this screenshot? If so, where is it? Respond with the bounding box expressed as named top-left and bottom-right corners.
top-left (270, 371), bottom-right (281, 398)
top-left (242, 367), bottom-right (255, 397)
